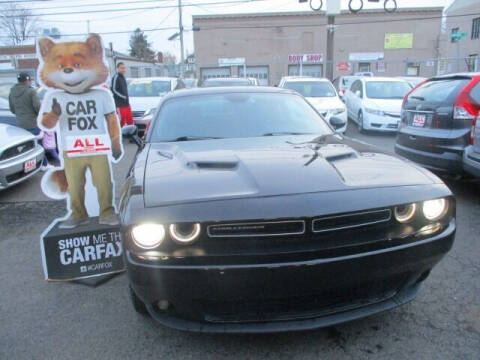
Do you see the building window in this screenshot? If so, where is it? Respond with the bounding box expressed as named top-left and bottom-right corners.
top-left (155, 68), bottom-right (162, 76)
top-left (130, 66), bottom-right (139, 78)
top-left (288, 64), bottom-right (323, 78)
top-left (358, 62), bottom-right (370, 72)
top-left (451, 27), bottom-right (459, 43)
top-left (407, 63), bottom-right (420, 76)
top-left (466, 54), bottom-right (479, 72)
top-left (472, 18), bottom-right (480, 40)
top-left (144, 67), bottom-right (152, 77)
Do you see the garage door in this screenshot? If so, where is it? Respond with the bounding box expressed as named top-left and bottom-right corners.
top-left (200, 67), bottom-right (231, 80)
top-left (239, 66), bottom-right (269, 86)
top-left (288, 64), bottom-right (323, 78)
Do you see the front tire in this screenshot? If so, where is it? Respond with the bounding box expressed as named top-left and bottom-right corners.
top-left (129, 285), bottom-right (149, 315)
top-left (358, 111), bottom-right (365, 133)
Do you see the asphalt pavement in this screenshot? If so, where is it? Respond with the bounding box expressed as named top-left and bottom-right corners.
top-left (0, 124), bottom-right (479, 360)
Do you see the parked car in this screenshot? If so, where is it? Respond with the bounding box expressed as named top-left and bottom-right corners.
top-left (396, 73), bottom-right (480, 174)
top-left (183, 78), bottom-right (198, 88)
top-left (120, 87), bottom-right (455, 333)
top-left (0, 82), bottom-right (14, 100)
top-left (333, 75), bottom-right (359, 99)
top-left (201, 77), bottom-right (252, 87)
top-left (279, 76), bottom-right (347, 133)
top-left (248, 78), bottom-right (259, 86)
top-left (0, 98), bottom-right (16, 126)
top-left (128, 77), bottom-right (184, 134)
top-left (397, 76), bottom-right (426, 88)
top-left (0, 123), bottom-right (44, 190)
top-left (136, 107), bottom-right (156, 138)
top-left (463, 116), bottom-right (480, 178)
top-left (345, 77), bottom-right (411, 132)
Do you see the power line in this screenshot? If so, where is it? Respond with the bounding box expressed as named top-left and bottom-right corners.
top-left (0, 0), bottom-right (175, 12)
top-left (193, 11), bottom-right (480, 31)
top-left (0, 0), bottom-right (267, 17)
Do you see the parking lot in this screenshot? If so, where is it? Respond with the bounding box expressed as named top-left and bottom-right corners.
top-left (1, 122), bottom-right (479, 360)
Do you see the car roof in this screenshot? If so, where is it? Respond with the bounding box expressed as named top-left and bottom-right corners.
top-left (130, 77), bottom-right (177, 82)
top-left (430, 72), bottom-right (480, 80)
top-left (203, 77), bottom-right (250, 81)
top-left (362, 77), bottom-right (408, 82)
top-left (162, 86), bottom-right (298, 100)
top-left (281, 77), bottom-right (331, 83)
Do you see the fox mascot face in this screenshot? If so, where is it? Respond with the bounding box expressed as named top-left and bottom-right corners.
top-left (37, 34), bottom-right (123, 230)
top-left (38, 34), bottom-right (108, 94)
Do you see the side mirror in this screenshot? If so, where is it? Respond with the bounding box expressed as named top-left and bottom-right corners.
top-left (329, 116), bottom-right (345, 131)
top-left (355, 90), bottom-right (361, 98)
top-left (122, 125), bottom-right (143, 148)
top-left (122, 125), bottom-right (137, 137)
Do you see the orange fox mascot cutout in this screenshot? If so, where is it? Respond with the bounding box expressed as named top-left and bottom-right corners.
top-left (37, 34), bottom-right (123, 229)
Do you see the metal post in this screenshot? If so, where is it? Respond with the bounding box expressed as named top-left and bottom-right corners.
top-left (243, 63), bottom-right (246, 78)
top-left (300, 58), bottom-right (303, 76)
top-left (326, 15), bottom-right (335, 81)
top-left (456, 40), bottom-right (460, 72)
top-left (87, 20), bottom-right (90, 33)
top-left (178, 0), bottom-right (185, 76)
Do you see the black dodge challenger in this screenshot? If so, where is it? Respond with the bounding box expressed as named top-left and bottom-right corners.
top-left (119, 87), bottom-right (455, 333)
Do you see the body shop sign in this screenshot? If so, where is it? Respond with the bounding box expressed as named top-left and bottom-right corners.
top-left (288, 54), bottom-right (323, 63)
top-left (41, 221), bottom-right (125, 281)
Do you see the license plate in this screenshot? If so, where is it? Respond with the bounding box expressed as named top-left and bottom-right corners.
top-left (24, 159), bottom-right (36, 173)
top-left (412, 114), bottom-right (426, 127)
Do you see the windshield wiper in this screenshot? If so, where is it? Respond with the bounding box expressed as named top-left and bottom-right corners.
top-left (262, 132), bottom-right (313, 137)
top-left (168, 136), bottom-right (222, 142)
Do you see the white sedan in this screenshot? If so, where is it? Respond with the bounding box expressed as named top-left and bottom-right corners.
top-left (344, 77), bottom-right (411, 132)
top-left (278, 77), bottom-right (347, 133)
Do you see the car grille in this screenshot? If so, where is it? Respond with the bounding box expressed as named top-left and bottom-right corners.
top-left (132, 111), bottom-right (145, 118)
top-left (312, 209), bottom-right (391, 233)
top-left (5, 159), bottom-right (41, 183)
top-left (201, 275), bottom-right (405, 323)
top-left (208, 220), bottom-right (305, 237)
top-left (0, 140), bottom-right (35, 161)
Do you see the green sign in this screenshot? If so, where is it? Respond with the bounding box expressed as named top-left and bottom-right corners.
top-left (384, 33), bottom-right (413, 49)
top-left (451, 32), bottom-right (467, 41)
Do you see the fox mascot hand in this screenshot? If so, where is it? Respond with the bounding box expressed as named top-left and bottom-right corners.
top-left (41, 98), bottom-right (61, 129)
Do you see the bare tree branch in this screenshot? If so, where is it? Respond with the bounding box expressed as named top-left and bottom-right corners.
top-left (0, 3), bottom-right (39, 45)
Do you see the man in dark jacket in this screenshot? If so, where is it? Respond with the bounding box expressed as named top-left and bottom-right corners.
top-left (8, 73), bottom-right (41, 134)
top-left (110, 62), bottom-right (133, 126)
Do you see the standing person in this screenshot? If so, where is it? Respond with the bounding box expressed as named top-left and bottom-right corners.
top-left (8, 72), bottom-right (41, 134)
top-left (9, 72), bottom-right (48, 169)
top-left (111, 62), bottom-right (133, 127)
top-left (37, 130), bottom-right (60, 168)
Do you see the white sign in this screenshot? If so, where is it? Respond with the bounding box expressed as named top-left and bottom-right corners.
top-left (349, 52), bottom-right (384, 61)
top-left (0, 53), bottom-right (36, 60)
top-left (288, 53), bottom-right (323, 64)
top-left (65, 134), bottom-right (111, 157)
top-left (326, 0), bottom-right (341, 15)
top-left (218, 57), bottom-right (245, 67)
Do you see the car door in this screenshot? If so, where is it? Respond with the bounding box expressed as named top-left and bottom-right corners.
top-left (344, 80), bottom-right (357, 119)
top-left (349, 80), bottom-right (363, 121)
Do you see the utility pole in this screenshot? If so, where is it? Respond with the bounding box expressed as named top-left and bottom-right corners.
top-left (178, 0), bottom-right (185, 76)
top-left (326, 15), bottom-right (335, 81)
top-left (87, 20), bottom-right (90, 33)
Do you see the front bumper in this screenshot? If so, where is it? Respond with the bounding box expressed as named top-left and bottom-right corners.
top-left (126, 220), bottom-right (455, 333)
top-left (463, 145), bottom-right (480, 178)
top-left (0, 145), bottom-right (44, 189)
top-left (364, 113), bottom-right (400, 132)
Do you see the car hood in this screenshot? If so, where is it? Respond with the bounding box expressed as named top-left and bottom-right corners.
top-left (129, 96), bottom-right (163, 112)
top-left (305, 97), bottom-right (344, 110)
top-left (143, 135), bottom-right (435, 207)
top-left (365, 98), bottom-right (402, 113)
top-left (0, 123), bottom-right (35, 149)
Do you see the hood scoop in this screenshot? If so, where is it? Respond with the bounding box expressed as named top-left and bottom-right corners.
top-left (191, 161), bottom-right (239, 170)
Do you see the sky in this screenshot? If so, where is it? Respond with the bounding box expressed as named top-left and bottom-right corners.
top-left (2, 0), bottom-right (454, 60)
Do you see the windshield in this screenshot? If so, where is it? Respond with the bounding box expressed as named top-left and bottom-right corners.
top-left (202, 79), bottom-right (251, 87)
top-left (408, 79), bottom-right (470, 103)
top-left (128, 80), bottom-right (171, 97)
top-left (150, 93), bottom-right (332, 142)
top-left (183, 79), bottom-right (197, 88)
top-left (283, 81), bottom-right (336, 97)
top-left (365, 81), bottom-right (411, 99)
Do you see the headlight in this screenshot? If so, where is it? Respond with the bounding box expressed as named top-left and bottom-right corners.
top-left (423, 198), bottom-right (448, 221)
top-left (394, 203), bottom-right (416, 223)
top-left (365, 108), bottom-right (385, 116)
top-left (169, 223), bottom-right (201, 244)
top-left (131, 223), bottom-right (165, 249)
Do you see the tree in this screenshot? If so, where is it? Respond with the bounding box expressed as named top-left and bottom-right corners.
top-left (0, 3), bottom-right (39, 45)
top-left (161, 51), bottom-right (177, 65)
top-left (129, 28), bottom-right (155, 60)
